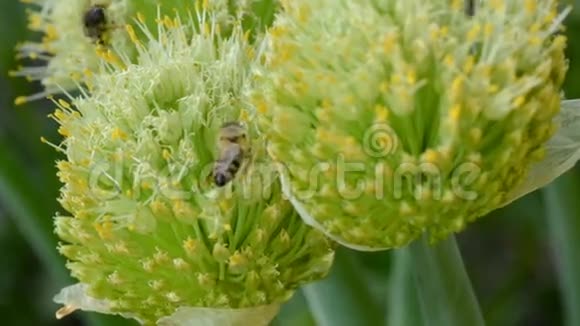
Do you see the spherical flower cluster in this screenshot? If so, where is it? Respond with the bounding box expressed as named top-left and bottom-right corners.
top-left (255, 0), bottom-right (574, 250)
top-left (49, 12), bottom-right (333, 324)
top-left (11, 0), bottom-right (277, 104)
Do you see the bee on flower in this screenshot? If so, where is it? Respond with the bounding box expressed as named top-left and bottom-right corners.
top-left (46, 8), bottom-right (333, 325)
top-left (11, 0), bottom-right (277, 105)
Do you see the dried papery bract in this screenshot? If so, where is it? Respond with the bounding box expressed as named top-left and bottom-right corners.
top-left (255, 0), bottom-right (579, 250)
top-left (49, 10), bottom-right (334, 324)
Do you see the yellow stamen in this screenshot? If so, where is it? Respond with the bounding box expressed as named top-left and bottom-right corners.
top-left (125, 24), bottom-right (140, 46)
top-left (111, 128), bottom-right (127, 140)
top-left (162, 149), bottom-right (171, 160)
top-left (58, 99), bottom-right (71, 109)
top-left (137, 12), bottom-right (146, 23)
top-left (14, 96), bottom-right (28, 106)
top-left (58, 127), bottom-right (70, 137)
top-left (374, 104), bottom-right (389, 121)
top-left (512, 96), bottom-right (525, 108)
top-left (450, 104), bottom-right (462, 121)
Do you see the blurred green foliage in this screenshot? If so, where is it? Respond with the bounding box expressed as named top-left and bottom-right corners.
top-left (1, 1), bottom-right (579, 325)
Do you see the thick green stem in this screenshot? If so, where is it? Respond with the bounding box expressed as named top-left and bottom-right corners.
top-left (543, 169), bottom-right (580, 326)
top-left (408, 234), bottom-right (485, 326)
top-left (302, 247), bottom-right (383, 326)
top-left (386, 248), bottom-right (424, 326)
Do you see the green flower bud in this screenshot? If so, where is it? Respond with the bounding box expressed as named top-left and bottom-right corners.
top-left (12, 0), bottom-right (277, 105)
top-left (49, 10), bottom-right (333, 324)
top-left (255, 0), bottom-right (577, 250)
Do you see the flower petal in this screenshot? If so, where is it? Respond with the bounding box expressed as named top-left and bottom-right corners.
top-left (502, 99), bottom-right (580, 206)
top-left (156, 304), bottom-right (280, 326)
top-left (53, 283), bottom-right (143, 323)
top-left (54, 284), bottom-right (280, 325)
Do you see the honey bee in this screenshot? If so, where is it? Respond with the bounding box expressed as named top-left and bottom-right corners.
top-left (83, 5), bottom-right (108, 44)
top-left (212, 122), bottom-right (250, 187)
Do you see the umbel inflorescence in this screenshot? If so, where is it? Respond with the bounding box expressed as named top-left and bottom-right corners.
top-left (255, 0), bottom-right (575, 250)
top-left (12, 0), bottom-right (580, 324)
top-left (11, 0), bottom-right (276, 104)
top-left (48, 9), bottom-right (333, 325)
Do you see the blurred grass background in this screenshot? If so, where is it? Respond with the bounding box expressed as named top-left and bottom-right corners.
top-left (1, 1), bottom-right (579, 325)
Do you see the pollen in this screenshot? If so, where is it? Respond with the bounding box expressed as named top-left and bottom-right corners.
top-left (269, 26), bottom-right (287, 38)
top-left (529, 35), bottom-right (542, 46)
top-left (44, 24), bottom-right (58, 41)
top-left (451, 0), bottom-right (462, 10)
top-left (14, 96), bottom-right (28, 106)
top-left (451, 76), bottom-right (464, 97)
top-left (162, 149), bottom-right (171, 160)
top-left (444, 54), bottom-right (455, 68)
top-left (466, 24), bottom-right (481, 42)
top-left (203, 21), bottom-right (210, 35)
top-left (57, 99), bottom-right (71, 109)
top-left (450, 104), bottom-right (462, 121)
top-left (94, 221), bottom-right (113, 239)
top-left (57, 127), bottom-right (70, 137)
top-left (28, 13), bottom-right (43, 29)
top-left (463, 56), bottom-right (475, 74)
top-left (126, 24), bottom-right (140, 45)
top-left (228, 252), bottom-right (248, 268)
top-left (512, 96), bottom-right (526, 108)
top-left (137, 12), bottom-right (146, 24)
top-left (96, 48), bottom-right (124, 68)
top-left (422, 149), bottom-right (440, 164)
top-left (183, 237), bottom-right (198, 254)
top-left (379, 81), bottom-right (389, 93)
top-left (382, 33), bottom-right (398, 53)
top-left (487, 84), bottom-right (499, 94)
top-left (111, 128), bottom-right (127, 140)
top-left (406, 69), bottom-right (417, 84)
top-left (374, 104), bottom-right (389, 121)
top-left (484, 23), bottom-right (494, 37)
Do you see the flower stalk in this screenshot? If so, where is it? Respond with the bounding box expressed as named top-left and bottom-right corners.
top-left (408, 234), bottom-right (484, 326)
top-left (543, 169), bottom-right (580, 326)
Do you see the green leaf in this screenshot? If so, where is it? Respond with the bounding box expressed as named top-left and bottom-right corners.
top-left (543, 169), bottom-right (580, 326)
top-left (386, 249), bottom-right (424, 326)
top-left (408, 234), bottom-right (485, 326)
top-left (302, 246), bottom-right (383, 326)
top-left (0, 140), bottom-right (68, 283)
